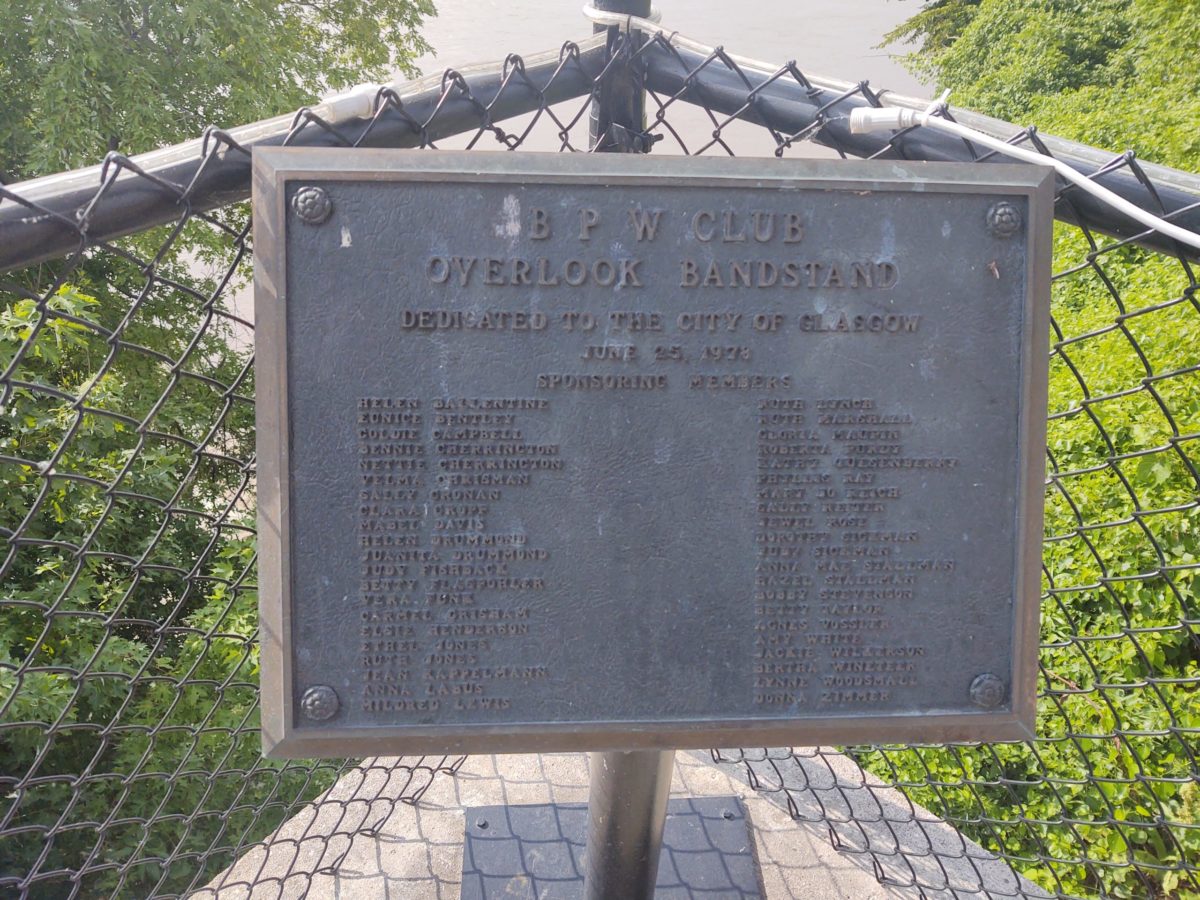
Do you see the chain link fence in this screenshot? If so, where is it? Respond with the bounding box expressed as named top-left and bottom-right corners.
top-left (1, 22), bottom-right (1197, 900)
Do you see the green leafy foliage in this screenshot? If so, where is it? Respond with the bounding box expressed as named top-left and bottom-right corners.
top-left (886, 0), bottom-right (1200, 166)
top-left (0, 241), bottom-right (340, 897)
top-left (0, 0), bottom-right (434, 181)
top-left (1, 1), bottom-right (432, 895)
top-left (858, 2), bottom-right (1200, 897)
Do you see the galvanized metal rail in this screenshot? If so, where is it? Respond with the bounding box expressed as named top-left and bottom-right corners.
top-left (0, 37), bottom-right (609, 273)
top-left (4, 24), bottom-right (1200, 275)
top-left (632, 34), bottom-right (1200, 258)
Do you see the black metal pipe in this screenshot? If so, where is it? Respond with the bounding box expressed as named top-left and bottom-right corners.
top-left (584, 8), bottom-right (670, 895)
top-left (589, 0), bottom-right (653, 151)
top-left (583, 750), bottom-right (674, 900)
top-left (5, 29), bottom-right (1200, 272)
top-left (0, 40), bottom-right (609, 274)
top-left (639, 39), bottom-right (1200, 261)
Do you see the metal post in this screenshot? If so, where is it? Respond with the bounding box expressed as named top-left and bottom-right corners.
top-left (583, 749), bottom-right (675, 900)
top-left (584, 5), bottom-right (665, 896)
top-left (588, 0), bottom-right (653, 151)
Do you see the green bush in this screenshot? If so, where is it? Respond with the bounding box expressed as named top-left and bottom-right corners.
top-left (1, 3), bottom-right (430, 894)
top-left (0, 239), bottom-right (341, 897)
top-left (851, 3), bottom-right (1200, 897)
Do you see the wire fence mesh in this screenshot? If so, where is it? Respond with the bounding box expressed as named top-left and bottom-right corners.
top-left (0, 24), bottom-right (1197, 900)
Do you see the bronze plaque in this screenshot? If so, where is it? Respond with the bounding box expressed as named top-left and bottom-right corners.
top-left (253, 151), bottom-right (1052, 757)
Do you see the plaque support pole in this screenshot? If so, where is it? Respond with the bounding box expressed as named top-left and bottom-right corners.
top-left (588, 0), bottom-right (652, 152)
top-left (585, 7), bottom-right (667, 888)
top-left (583, 749), bottom-right (675, 900)
top-left (585, 9), bottom-right (664, 888)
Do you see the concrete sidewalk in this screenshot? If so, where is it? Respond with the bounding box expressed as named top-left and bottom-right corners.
top-left (195, 750), bottom-right (1049, 899)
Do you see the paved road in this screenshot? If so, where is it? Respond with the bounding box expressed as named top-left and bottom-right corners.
top-left (416, 0), bottom-right (927, 98)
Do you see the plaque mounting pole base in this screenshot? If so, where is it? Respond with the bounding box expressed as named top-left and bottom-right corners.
top-left (583, 749), bottom-right (674, 900)
top-left (459, 757), bottom-right (762, 898)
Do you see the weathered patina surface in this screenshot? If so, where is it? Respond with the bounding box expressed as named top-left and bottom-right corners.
top-left (253, 150), bottom-right (1052, 756)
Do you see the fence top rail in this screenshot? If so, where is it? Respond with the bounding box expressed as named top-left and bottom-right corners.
top-left (628, 28), bottom-right (1200, 259)
top-left (588, 3), bottom-right (1200, 198)
top-left (6, 36), bottom-right (611, 207)
top-left (2, 20), bottom-right (1199, 275)
top-left (0, 35), bottom-right (610, 274)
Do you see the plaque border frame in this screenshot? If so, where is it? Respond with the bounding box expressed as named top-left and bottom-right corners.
top-left (253, 149), bottom-right (1053, 758)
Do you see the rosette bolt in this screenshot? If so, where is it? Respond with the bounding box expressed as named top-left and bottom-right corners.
top-left (292, 186), bottom-right (332, 225)
top-left (300, 685), bottom-right (339, 720)
top-left (969, 673), bottom-right (1007, 709)
top-left (987, 201), bottom-right (1022, 238)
